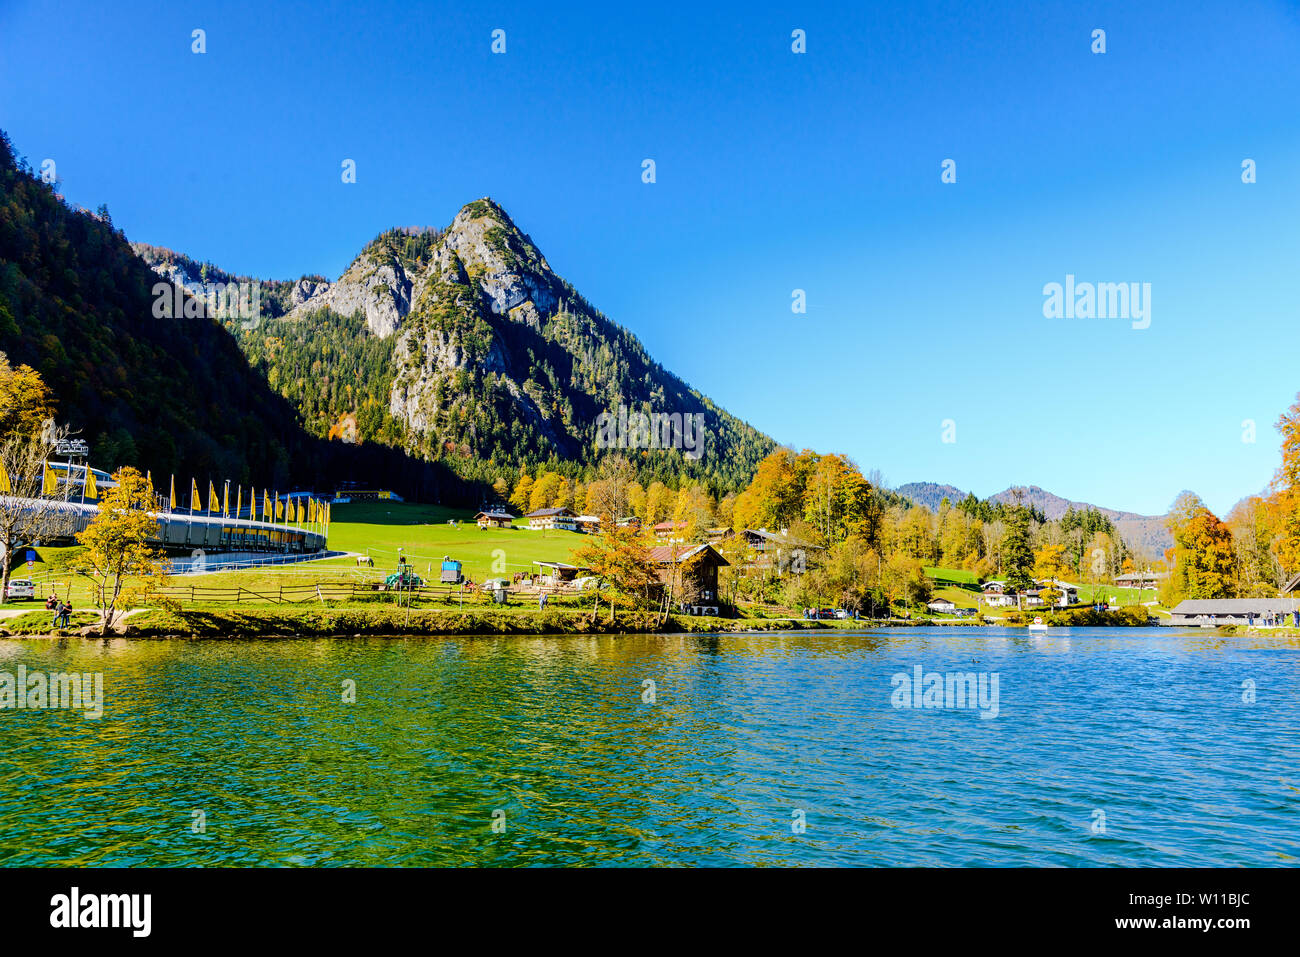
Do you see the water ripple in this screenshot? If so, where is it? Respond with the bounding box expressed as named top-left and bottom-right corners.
top-left (0, 628), bottom-right (1296, 866)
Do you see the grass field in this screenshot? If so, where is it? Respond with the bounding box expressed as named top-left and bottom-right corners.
top-left (319, 501), bottom-right (583, 579)
top-left (3, 501), bottom-right (592, 608)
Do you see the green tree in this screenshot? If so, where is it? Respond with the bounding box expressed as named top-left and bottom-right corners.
top-left (1001, 506), bottom-right (1036, 599)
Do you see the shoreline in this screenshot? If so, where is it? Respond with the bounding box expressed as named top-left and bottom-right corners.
top-left (0, 604), bottom-right (1157, 639)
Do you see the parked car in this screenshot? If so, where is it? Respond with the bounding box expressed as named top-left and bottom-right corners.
top-left (571, 577), bottom-right (604, 591)
top-left (4, 579), bottom-right (35, 600)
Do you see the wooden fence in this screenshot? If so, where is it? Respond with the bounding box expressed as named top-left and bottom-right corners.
top-left (149, 582), bottom-right (576, 606)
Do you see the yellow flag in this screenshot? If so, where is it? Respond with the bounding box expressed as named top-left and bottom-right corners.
top-left (208, 481), bottom-right (217, 514)
top-left (236, 486), bottom-right (242, 520)
top-left (275, 493), bottom-right (283, 522)
top-left (84, 468), bottom-right (98, 500)
top-left (170, 475), bottom-right (176, 510)
top-left (310, 499), bottom-right (318, 524)
top-left (293, 499), bottom-right (301, 523)
top-left (223, 484), bottom-right (229, 517)
top-left (0, 464), bottom-right (10, 494)
top-left (44, 467), bottom-right (58, 496)
top-left (263, 490), bottom-right (271, 522)
top-left (191, 479), bottom-right (200, 510)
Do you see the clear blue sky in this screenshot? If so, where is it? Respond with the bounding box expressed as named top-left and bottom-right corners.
top-left (3, 0), bottom-right (1299, 517)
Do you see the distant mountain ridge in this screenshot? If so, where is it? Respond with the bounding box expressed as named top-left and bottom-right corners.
top-left (894, 481), bottom-right (1173, 556)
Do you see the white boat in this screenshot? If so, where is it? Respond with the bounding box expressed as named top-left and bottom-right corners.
top-left (1028, 616), bottom-right (1048, 632)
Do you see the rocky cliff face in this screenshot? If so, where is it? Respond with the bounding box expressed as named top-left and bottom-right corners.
top-left (377, 198), bottom-right (770, 479)
top-left (287, 244), bottom-right (417, 338)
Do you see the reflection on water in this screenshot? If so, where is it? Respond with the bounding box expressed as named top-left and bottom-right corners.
top-left (0, 627), bottom-right (1297, 866)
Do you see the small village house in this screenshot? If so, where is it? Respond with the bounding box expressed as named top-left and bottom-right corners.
top-left (741, 528), bottom-right (822, 577)
top-left (474, 510), bottom-right (515, 529)
top-left (525, 506), bottom-right (577, 531)
top-left (573, 514), bottom-right (602, 534)
top-left (1115, 571), bottom-right (1166, 590)
top-left (1037, 579), bottom-right (1079, 607)
top-left (647, 543), bottom-right (729, 615)
top-left (653, 520), bottom-right (689, 541)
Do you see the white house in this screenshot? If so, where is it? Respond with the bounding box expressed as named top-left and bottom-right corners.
top-left (525, 507), bottom-right (577, 531)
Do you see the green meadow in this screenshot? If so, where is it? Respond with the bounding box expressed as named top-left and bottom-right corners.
top-left (8, 501), bottom-right (590, 607)
top-left (312, 501), bottom-right (586, 579)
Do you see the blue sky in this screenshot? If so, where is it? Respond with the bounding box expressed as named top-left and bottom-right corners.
top-left (3, 0), bottom-right (1299, 517)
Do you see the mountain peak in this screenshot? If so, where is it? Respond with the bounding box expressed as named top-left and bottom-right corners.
top-left (443, 198), bottom-right (551, 285)
top-left (453, 197), bottom-right (512, 226)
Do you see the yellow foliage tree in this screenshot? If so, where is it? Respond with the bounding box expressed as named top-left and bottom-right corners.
top-left (74, 467), bottom-right (170, 635)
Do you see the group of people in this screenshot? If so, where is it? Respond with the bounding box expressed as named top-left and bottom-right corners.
top-left (45, 594), bottom-right (74, 628)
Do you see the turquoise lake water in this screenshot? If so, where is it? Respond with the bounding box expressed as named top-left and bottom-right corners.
top-left (0, 627), bottom-right (1296, 866)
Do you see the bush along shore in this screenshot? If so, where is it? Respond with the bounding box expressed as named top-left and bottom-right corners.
top-left (0, 603), bottom-right (1157, 639)
top-left (0, 605), bottom-right (1009, 638)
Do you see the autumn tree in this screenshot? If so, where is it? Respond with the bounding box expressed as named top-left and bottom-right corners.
top-left (673, 484), bottom-right (713, 541)
top-left (587, 457), bottom-right (637, 526)
top-left (1034, 544), bottom-right (1069, 583)
top-left (1270, 394), bottom-right (1300, 577)
top-left (0, 353), bottom-right (56, 437)
top-left (528, 472), bottom-right (561, 512)
top-left (571, 523), bottom-right (658, 620)
top-left (1168, 497), bottom-right (1237, 600)
top-left (802, 453), bottom-right (877, 546)
top-left (508, 472), bottom-right (533, 513)
top-left (821, 536), bottom-right (882, 614)
top-left (1226, 496), bottom-right (1279, 596)
top-left (642, 481), bottom-right (674, 526)
top-left (739, 449), bottom-right (802, 530)
top-left (881, 553), bottom-right (930, 615)
top-left (0, 357), bottom-right (73, 603)
top-left (73, 467), bottom-right (170, 634)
